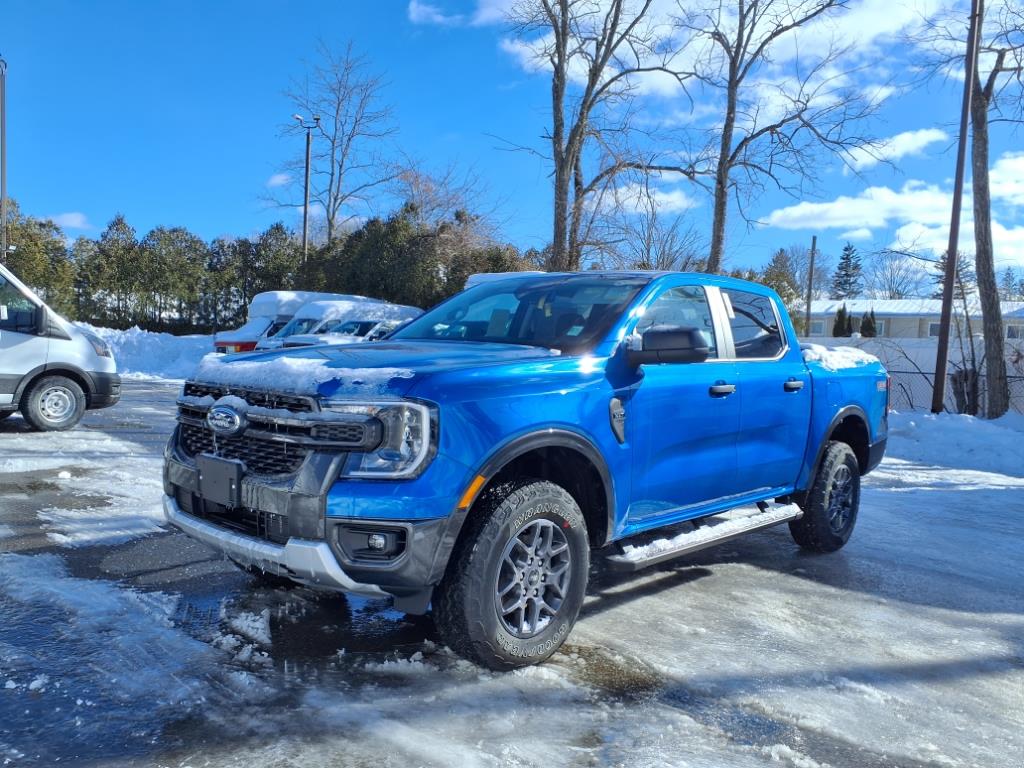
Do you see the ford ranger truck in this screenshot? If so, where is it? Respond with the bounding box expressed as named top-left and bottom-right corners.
top-left (163, 272), bottom-right (888, 670)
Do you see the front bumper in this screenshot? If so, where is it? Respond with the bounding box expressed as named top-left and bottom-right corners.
top-left (163, 494), bottom-right (387, 598)
top-left (87, 371), bottom-right (121, 409)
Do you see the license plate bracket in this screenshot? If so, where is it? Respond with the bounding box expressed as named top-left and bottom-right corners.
top-left (197, 454), bottom-right (245, 508)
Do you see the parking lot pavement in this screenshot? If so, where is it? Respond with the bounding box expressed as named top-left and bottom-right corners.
top-left (1, 379), bottom-right (1022, 767)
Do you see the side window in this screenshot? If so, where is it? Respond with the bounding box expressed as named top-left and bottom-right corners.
top-left (636, 285), bottom-right (718, 358)
top-left (0, 276), bottom-right (37, 332)
top-left (721, 289), bottom-right (784, 359)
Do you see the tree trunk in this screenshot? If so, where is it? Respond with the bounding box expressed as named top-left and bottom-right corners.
top-left (707, 70), bottom-right (738, 274)
top-left (970, 77), bottom-right (1009, 418)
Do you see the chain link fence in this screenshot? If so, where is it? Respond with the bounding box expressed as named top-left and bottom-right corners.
top-left (887, 370), bottom-right (1024, 415)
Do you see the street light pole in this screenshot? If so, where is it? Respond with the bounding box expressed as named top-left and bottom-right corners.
top-left (804, 234), bottom-right (817, 337)
top-left (293, 114), bottom-right (320, 268)
top-left (931, 0), bottom-right (982, 414)
top-left (1, 54), bottom-right (8, 263)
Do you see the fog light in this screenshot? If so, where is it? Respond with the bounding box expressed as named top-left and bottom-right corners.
top-left (367, 533), bottom-right (387, 551)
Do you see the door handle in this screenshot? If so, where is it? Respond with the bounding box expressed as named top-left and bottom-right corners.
top-left (784, 379), bottom-right (804, 392)
top-left (708, 383), bottom-right (736, 397)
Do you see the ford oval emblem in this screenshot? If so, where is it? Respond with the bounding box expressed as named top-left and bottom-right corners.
top-left (207, 405), bottom-right (246, 437)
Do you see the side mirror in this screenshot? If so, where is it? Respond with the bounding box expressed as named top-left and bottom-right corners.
top-left (628, 326), bottom-right (710, 367)
top-left (35, 305), bottom-right (49, 335)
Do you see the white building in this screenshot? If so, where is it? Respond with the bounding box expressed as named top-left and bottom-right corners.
top-left (807, 298), bottom-right (1024, 340)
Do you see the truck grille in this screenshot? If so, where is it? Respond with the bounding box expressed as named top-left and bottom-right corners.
top-left (179, 422), bottom-right (309, 476)
top-left (174, 487), bottom-right (288, 544)
top-left (183, 381), bottom-right (316, 413)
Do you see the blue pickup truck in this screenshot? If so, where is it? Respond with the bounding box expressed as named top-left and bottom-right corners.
top-left (163, 272), bottom-right (888, 669)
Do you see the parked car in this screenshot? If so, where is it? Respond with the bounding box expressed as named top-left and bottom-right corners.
top-left (281, 304), bottom-right (423, 348)
top-left (253, 298), bottom-right (394, 351)
top-left (214, 291), bottom-right (363, 353)
top-left (0, 263), bottom-right (120, 431)
top-left (163, 271), bottom-right (888, 670)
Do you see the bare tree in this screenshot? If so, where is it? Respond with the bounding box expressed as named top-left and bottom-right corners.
top-left (786, 242), bottom-right (834, 301)
top-left (674, 0), bottom-right (881, 273)
top-left (917, 0), bottom-right (1023, 417)
top-left (390, 161), bottom-right (502, 236)
top-left (508, 0), bottom-right (693, 271)
top-left (590, 174), bottom-right (706, 270)
top-left (866, 249), bottom-right (931, 299)
top-left (275, 42), bottom-right (399, 244)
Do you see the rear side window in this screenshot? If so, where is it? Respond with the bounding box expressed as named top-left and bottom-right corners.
top-left (721, 289), bottom-right (784, 359)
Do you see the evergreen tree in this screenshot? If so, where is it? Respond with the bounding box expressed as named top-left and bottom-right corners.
top-left (830, 242), bottom-right (863, 299)
top-left (760, 249), bottom-right (801, 317)
top-left (860, 309), bottom-right (877, 337)
top-left (931, 251), bottom-right (976, 300)
top-left (999, 267), bottom-right (1018, 300)
top-left (832, 304), bottom-right (848, 337)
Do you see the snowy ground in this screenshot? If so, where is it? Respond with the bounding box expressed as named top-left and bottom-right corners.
top-left (1, 380), bottom-right (1022, 767)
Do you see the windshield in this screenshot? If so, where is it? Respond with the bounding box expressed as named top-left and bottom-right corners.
top-left (324, 319), bottom-right (376, 336)
top-left (391, 275), bottom-right (648, 353)
top-left (274, 316), bottom-right (319, 337)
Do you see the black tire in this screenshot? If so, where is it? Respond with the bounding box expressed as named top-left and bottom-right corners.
top-left (433, 478), bottom-right (590, 671)
top-left (21, 375), bottom-right (87, 432)
top-left (790, 441), bottom-right (860, 553)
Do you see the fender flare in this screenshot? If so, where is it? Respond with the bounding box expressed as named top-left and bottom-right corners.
top-left (425, 428), bottom-right (618, 585)
top-left (12, 363), bottom-right (96, 405)
top-left (802, 405), bottom-right (870, 490)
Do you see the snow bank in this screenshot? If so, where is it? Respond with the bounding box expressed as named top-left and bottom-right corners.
top-left (77, 323), bottom-right (211, 380)
top-left (886, 410), bottom-right (1024, 477)
top-left (801, 343), bottom-right (879, 371)
top-left (194, 353), bottom-right (413, 394)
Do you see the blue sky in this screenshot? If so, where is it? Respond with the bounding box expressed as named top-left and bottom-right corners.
top-left (3, 0), bottom-right (1022, 272)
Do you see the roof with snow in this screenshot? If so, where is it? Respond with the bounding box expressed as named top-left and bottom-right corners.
top-left (810, 298), bottom-right (1024, 318)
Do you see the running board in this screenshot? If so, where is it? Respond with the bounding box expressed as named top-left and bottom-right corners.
top-left (605, 503), bottom-right (803, 572)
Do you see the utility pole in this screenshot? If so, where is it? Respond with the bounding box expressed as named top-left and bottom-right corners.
top-left (293, 114), bottom-right (320, 269)
top-left (932, 0), bottom-right (982, 414)
top-left (1, 54), bottom-right (8, 263)
top-left (804, 234), bottom-right (817, 337)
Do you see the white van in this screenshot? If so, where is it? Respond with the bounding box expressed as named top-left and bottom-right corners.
top-left (254, 297), bottom-right (388, 351)
top-left (0, 263), bottom-right (120, 431)
top-left (281, 303), bottom-right (423, 348)
top-left (214, 291), bottom-right (367, 353)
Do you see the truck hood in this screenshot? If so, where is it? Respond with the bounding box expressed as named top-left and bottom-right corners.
top-left (194, 340), bottom-right (561, 399)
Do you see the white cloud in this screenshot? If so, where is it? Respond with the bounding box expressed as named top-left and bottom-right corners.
top-left (266, 173), bottom-right (291, 188)
top-left (990, 152), bottom-right (1024, 207)
top-left (48, 212), bottom-right (90, 230)
top-left (616, 182), bottom-right (699, 214)
top-left (847, 128), bottom-right (949, 171)
top-left (408, 0), bottom-right (463, 26)
top-left (471, 0), bottom-right (514, 25)
top-left (839, 228), bottom-right (873, 241)
top-left (766, 180), bottom-right (951, 231)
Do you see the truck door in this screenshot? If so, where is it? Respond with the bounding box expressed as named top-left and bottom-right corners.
top-left (627, 282), bottom-right (742, 528)
top-left (718, 287), bottom-right (812, 495)
top-left (0, 272), bottom-right (49, 407)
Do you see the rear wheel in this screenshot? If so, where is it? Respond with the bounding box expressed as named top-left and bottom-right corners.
top-left (433, 478), bottom-right (589, 670)
top-left (21, 376), bottom-right (86, 432)
top-left (790, 441), bottom-right (860, 553)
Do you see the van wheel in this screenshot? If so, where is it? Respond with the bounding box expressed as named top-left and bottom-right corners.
top-left (433, 479), bottom-right (589, 671)
top-left (789, 441), bottom-right (860, 553)
top-left (21, 376), bottom-right (87, 431)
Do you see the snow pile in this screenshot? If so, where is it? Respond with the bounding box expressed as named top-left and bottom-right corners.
top-left (194, 353), bottom-right (414, 394)
top-left (886, 409), bottom-right (1024, 477)
top-left (77, 323), bottom-right (211, 380)
top-left (801, 343), bottom-right (879, 371)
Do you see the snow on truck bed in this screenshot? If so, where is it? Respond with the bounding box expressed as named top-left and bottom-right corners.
top-left (801, 342), bottom-right (879, 371)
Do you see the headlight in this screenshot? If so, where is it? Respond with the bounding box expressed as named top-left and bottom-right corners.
top-left (323, 401), bottom-right (435, 479)
top-left (83, 331), bottom-right (112, 358)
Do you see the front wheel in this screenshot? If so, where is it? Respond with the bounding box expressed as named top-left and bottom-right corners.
top-left (789, 441), bottom-right (860, 553)
top-left (21, 376), bottom-right (86, 432)
top-left (433, 479), bottom-right (590, 671)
